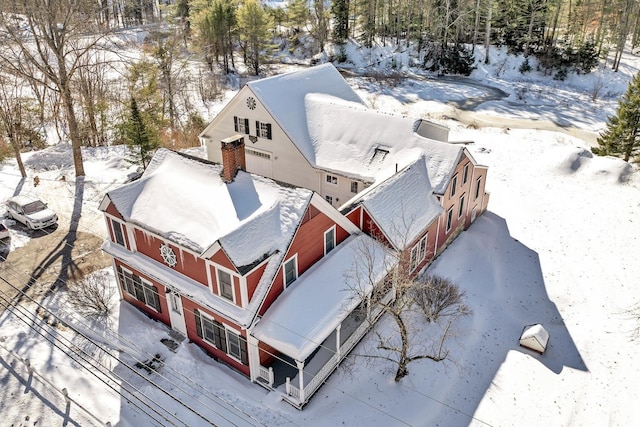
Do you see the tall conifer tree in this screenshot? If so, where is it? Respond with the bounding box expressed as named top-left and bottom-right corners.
top-left (594, 72), bottom-right (640, 162)
top-left (124, 98), bottom-right (158, 169)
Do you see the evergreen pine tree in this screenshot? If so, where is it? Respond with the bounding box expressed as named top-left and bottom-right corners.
top-left (124, 97), bottom-right (158, 169)
top-left (238, 0), bottom-right (273, 75)
top-left (594, 72), bottom-right (640, 163)
top-left (331, 0), bottom-right (349, 44)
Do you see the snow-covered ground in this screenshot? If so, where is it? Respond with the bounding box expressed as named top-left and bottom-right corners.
top-left (1, 44), bottom-right (640, 426)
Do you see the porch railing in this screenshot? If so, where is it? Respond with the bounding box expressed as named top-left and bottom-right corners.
top-left (284, 289), bottom-right (394, 407)
top-left (257, 365), bottom-right (274, 388)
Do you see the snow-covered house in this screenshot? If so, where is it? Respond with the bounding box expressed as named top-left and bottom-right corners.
top-left (199, 63), bottom-right (490, 267)
top-left (99, 147), bottom-right (395, 408)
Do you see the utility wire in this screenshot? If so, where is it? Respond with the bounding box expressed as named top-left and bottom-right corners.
top-left (0, 161), bottom-right (495, 427)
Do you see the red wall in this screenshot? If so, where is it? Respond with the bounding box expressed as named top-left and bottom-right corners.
top-left (133, 228), bottom-right (209, 287)
top-left (114, 259), bottom-right (170, 326)
top-left (345, 207), bottom-right (362, 229)
top-left (246, 262), bottom-right (268, 301)
top-left (363, 210), bottom-right (391, 248)
top-left (181, 298), bottom-right (251, 377)
top-left (409, 220), bottom-right (439, 274)
top-left (259, 205), bottom-right (351, 315)
top-left (436, 153), bottom-right (482, 250)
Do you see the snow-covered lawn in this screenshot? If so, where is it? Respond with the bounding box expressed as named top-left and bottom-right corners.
top-left (1, 46), bottom-right (640, 426)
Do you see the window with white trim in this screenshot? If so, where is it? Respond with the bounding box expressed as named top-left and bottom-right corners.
top-left (458, 193), bottom-right (466, 219)
top-left (284, 256), bottom-right (297, 287)
top-left (325, 195), bottom-right (333, 205)
top-left (475, 176), bottom-right (482, 200)
top-left (450, 174), bottom-right (458, 198)
top-left (217, 269), bottom-right (234, 301)
top-left (234, 116), bottom-right (249, 134)
top-left (256, 121), bottom-right (272, 139)
top-left (324, 226), bottom-right (336, 255)
top-left (194, 310), bottom-right (248, 364)
top-left (117, 266), bottom-right (161, 312)
top-left (326, 174), bottom-right (338, 184)
top-left (410, 234), bottom-right (428, 272)
top-left (110, 218), bottom-right (126, 246)
top-left (351, 181), bottom-right (358, 193)
top-left (463, 163), bottom-right (470, 184)
top-left (446, 206), bottom-right (454, 233)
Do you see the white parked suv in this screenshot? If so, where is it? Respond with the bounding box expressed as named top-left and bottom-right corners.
top-left (6, 195), bottom-right (58, 230)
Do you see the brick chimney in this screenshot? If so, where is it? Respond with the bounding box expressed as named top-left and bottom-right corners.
top-left (221, 135), bottom-right (246, 182)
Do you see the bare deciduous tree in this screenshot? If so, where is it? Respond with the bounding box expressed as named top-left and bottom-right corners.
top-left (0, 0), bottom-right (111, 176)
top-left (348, 232), bottom-right (471, 382)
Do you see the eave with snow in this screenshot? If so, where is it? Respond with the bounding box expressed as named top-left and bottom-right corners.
top-left (99, 147), bottom-right (398, 408)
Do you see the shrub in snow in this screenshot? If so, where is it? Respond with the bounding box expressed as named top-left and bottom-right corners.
top-left (67, 271), bottom-right (115, 317)
top-left (411, 275), bottom-right (471, 323)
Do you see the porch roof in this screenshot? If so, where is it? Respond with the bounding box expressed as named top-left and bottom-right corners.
top-left (252, 234), bottom-right (394, 361)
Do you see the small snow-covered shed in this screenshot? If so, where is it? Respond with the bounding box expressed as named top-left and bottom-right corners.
top-left (519, 324), bottom-right (549, 354)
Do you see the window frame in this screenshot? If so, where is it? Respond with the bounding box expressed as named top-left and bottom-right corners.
top-left (217, 268), bottom-right (235, 302)
top-left (324, 226), bottom-right (336, 255)
top-left (450, 174), bottom-right (458, 198)
top-left (410, 234), bottom-right (428, 272)
top-left (325, 195), bottom-right (333, 205)
top-left (256, 121), bottom-right (272, 139)
top-left (458, 193), bottom-right (466, 219)
top-left (234, 116), bottom-right (249, 134)
top-left (475, 176), bottom-right (482, 200)
top-left (283, 255), bottom-right (298, 287)
top-left (325, 174), bottom-right (338, 185)
top-left (462, 163), bottom-right (470, 184)
top-left (446, 206), bottom-right (454, 233)
top-left (117, 266), bottom-right (161, 312)
top-left (194, 310), bottom-right (248, 365)
top-left (110, 218), bottom-right (126, 247)
top-left (350, 181), bottom-right (358, 194)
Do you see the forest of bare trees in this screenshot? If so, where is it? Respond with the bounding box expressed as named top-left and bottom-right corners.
top-left (0, 0), bottom-right (637, 173)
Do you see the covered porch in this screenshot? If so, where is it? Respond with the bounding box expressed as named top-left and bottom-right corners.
top-left (250, 234), bottom-right (395, 408)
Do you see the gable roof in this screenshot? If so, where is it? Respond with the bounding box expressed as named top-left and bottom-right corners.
top-left (103, 149), bottom-right (312, 269)
top-left (304, 93), bottom-right (464, 193)
top-left (247, 63), bottom-right (366, 164)
top-left (351, 157), bottom-right (444, 250)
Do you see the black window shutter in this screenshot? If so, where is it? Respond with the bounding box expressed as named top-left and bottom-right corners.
top-left (256, 120), bottom-right (260, 136)
top-left (243, 118), bottom-right (249, 134)
top-left (214, 321), bottom-right (227, 352)
top-left (233, 116), bottom-right (238, 132)
top-left (266, 123), bottom-right (272, 140)
top-left (240, 336), bottom-right (248, 365)
top-left (194, 309), bottom-right (203, 339)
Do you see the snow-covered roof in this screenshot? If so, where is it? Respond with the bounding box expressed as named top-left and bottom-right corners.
top-left (247, 63), bottom-right (366, 164)
top-left (251, 234), bottom-right (394, 361)
top-left (305, 93), bottom-right (463, 192)
top-left (355, 157), bottom-right (444, 249)
top-left (104, 149), bottom-right (312, 269)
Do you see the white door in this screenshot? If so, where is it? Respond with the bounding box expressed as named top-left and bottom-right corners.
top-left (168, 290), bottom-right (187, 336)
top-left (245, 148), bottom-right (273, 178)
top-left (471, 206), bottom-right (478, 223)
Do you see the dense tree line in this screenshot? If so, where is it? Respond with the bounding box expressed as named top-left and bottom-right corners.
top-left (0, 0), bottom-right (638, 173)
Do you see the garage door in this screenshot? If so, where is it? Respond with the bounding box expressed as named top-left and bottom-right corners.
top-left (245, 148), bottom-right (273, 178)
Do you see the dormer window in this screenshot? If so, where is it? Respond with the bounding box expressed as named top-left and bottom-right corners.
top-left (110, 218), bottom-right (126, 246)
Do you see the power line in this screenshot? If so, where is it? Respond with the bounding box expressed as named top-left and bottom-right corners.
top-left (0, 288), bottom-right (183, 427)
top-left (0, 272), bottom-right (255, 427)
top-left (0, 160), bottom-right (495, 427)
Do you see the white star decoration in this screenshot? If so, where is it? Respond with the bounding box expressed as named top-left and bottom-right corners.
top-left (160, 243), bottom-right (177, 267)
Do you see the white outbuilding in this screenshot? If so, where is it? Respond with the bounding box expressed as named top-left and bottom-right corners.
top-left (519, 324), bottom-right (549, 354)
